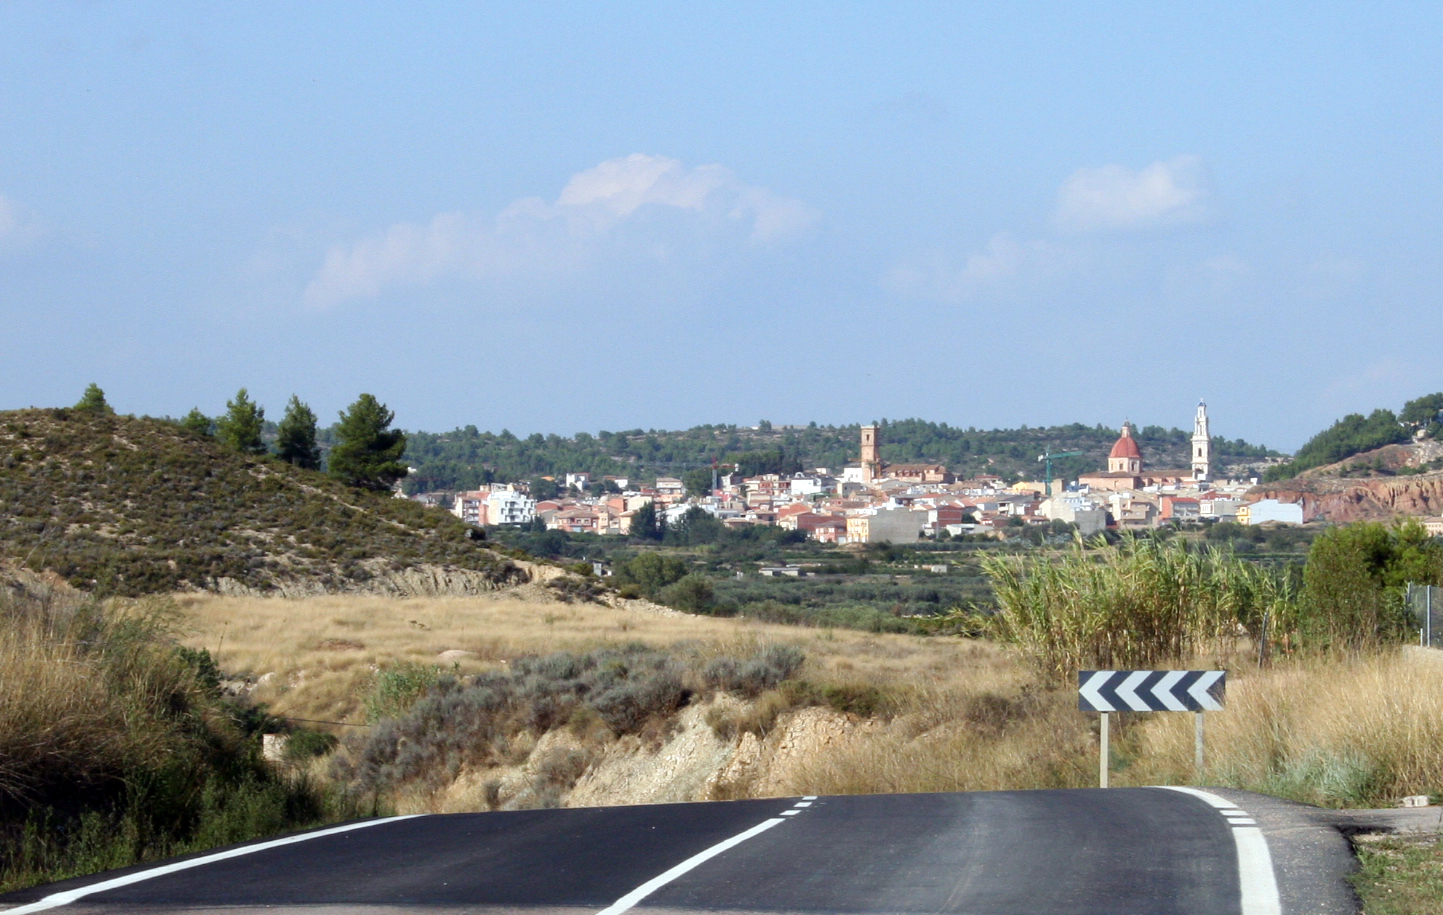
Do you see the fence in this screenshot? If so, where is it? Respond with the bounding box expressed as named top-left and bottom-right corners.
top-left (1406, 583), bottom-right (1443, 648)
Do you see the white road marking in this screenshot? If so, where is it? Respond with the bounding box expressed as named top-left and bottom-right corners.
top-left (802, 795), bottom-right (817, 800)
top-left (1157, 787), bottom-right (1281, 915)
top-left (793, 801), bottom-right (812, 807)
top-left (1229, 819), bottom-right (1258, 826)
top-left (4, 816), bottom-right (423, 914)
top-left (780, 810), bottom-right (801, 816)
top-left (595, 817), bottom-right (787, 915)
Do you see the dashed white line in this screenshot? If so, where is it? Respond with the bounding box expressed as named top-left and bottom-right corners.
top-left (595, 816), bottom-right (788, 915)
top-left (780, 810), bottom-right (801, 816)
top-left (1157, 787), bottom-right (1281, 915)
top-left (3, 816), bottom-right (423, 914)
top-left (793, 801), bottom-right (812, 807)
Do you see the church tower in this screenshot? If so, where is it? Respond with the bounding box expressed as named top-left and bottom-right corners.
top-left (860, 425), bottom-right (880, 484)
top-left (1192, 400), bottom-right (1211, 483)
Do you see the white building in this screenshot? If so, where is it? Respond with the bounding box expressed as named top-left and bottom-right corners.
top-left (486, 489), bottom-right (535, 525)
top-left (1237, 499), bottom-right (1303, 526)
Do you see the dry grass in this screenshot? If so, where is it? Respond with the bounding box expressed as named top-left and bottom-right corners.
top-left (0, 576), bottom-right (187, 805)
top-left (1128, 647), bottom-right (1443, 806)
top-left (173, 593), bottom-right (1014, 727)
top-left (176, 593), bottom-right (1443, 810)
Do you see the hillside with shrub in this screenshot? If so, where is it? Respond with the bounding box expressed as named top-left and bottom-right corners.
top-left (402, 417), bottom-right (1278, 492)
top-left (0, 408), bottom-right (525, 597)
top-left (0, 567), bottom-right (350, 892)
top-left (1262, 391), bottom-right (1443, 482)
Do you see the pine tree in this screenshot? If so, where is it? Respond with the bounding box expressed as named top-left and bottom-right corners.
top-left (275, 395), bottom-right (321, 470)
top-left (327, 394), bottom-right (407, 491)
top-left (215, 388), bottom-right (266, 455)
top-left (74, 383), bottom-right (113, 414)
top-left (180, 408), bottom-right (212, 437)
top-left (628, 500), bottom-right (661, 540)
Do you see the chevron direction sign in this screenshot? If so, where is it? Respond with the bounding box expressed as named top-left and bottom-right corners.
top-left (1078, 670), bottom-right (1225, 712)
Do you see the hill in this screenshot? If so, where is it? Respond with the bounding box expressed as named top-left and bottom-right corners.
top-left (402, 418), bottom-right (1279, 492)
top-left (0, 408), bottom-right (528, 596)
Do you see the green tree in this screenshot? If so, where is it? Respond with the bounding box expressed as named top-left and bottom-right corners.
top-left (74, 383), bottom-right (113, 414)
top-left (1301, 520), bottom-right (1443, 651)
top-left (1401, 392), bottom-right (1443, 439)
top-left (658, 574), bottom-right (716, 614)
top-left (530, 478), bottom-right (561, 502)
top-left (613, 552), bottom-right (688, 598)
top-left (179, 408), bottom-right (212, 437)
top-left (682, 467), bottom-right (713, 498)
top-left (628, 501), bottom-right (661, 540)
top-left (215, 388), bottom-right (266, 455)
top-left (328, 394), bottom-right (407, 491)
top-left (275, 395), bottom-right (321, 470)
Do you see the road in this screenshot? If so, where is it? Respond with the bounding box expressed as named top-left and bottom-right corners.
top-left (0, 787), bottom-right (1354, 915)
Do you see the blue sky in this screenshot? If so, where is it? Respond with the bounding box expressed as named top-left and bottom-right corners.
top-left (2, 4), bottom-right (1440, 450)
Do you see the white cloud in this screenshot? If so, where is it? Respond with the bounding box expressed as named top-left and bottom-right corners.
top-left (0, 195), bottom-right (41, 251)
top-left (1054, 155), bottom-right (1213, 232)
top-left (888, 233), bottom-right (1039, 302)
top-left (303, 154), bottom-right (816, 308)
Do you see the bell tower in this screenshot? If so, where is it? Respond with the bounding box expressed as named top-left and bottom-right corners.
top-left (860, 425), bottom-right (880, 484)
top-left (1192, 400), bottom-right (1211, 483)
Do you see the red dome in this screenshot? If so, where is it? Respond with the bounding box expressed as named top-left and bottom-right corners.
top-left (1109, 427), bottom-right (1142, 460)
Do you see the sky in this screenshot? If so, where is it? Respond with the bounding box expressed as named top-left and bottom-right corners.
top-left (2, 4), bottom-right (1441, 451)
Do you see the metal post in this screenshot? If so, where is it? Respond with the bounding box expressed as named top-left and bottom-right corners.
top-left (1099, 713), bottom-right (1110, 788)
top-left (1194, 711), bottom-right (1205, 781)
top-left (1427, 586), bottom-right (1433, 648)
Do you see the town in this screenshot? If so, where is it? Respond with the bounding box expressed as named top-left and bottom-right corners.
top-left (430, 402), bottom-right (1310, 542)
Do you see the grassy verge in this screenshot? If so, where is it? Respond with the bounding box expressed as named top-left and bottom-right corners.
top-left (1351, 835), bottom-right (1443, 915)
top-left (0, 568), bottom-right (365, 894)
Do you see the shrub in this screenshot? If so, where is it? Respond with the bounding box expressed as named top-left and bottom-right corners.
top-left (0, 571), bottom-right (337, 893)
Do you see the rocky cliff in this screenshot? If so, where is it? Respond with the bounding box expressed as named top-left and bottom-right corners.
top-left (1249, 441), bottom-right (1443, 523)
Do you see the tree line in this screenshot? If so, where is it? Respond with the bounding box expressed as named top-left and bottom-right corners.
top-left (74, 383), bottom-right (408, 492)
top-left (1262, 391), bottom-right (1443, 482)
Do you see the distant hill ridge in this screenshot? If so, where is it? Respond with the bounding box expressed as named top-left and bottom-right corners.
top-left (0, 408), bottom-right (527, 596)
top-left (402, 418), bottom-right (1279, 491)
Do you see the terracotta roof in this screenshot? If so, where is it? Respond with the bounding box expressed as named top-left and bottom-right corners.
top-left (1109, 425), bottom-right (1143, 460)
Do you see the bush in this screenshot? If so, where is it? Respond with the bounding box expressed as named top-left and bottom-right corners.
top-left (703, 646), bottom-right (805, 697)
top-left (1300, 520), bottom-right (1443, 651)
top-left (658, 574), bottom-right (716, 614)
top-left (0, 571), bottom-right (339, 893)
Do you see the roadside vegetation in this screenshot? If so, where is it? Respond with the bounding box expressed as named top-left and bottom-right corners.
top-left (0, 567), bottom-right (355, 894)
top-left (1351, 835), bottom-right (1443, 915)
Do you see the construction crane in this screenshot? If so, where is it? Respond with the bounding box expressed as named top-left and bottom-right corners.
top-left (1037, 449), bottom-right (1083, 497)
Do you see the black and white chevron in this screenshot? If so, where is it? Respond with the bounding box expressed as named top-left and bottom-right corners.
top-left (1078, 670), bottom-right (1225, 712)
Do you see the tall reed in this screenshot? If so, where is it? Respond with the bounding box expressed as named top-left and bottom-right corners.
top-left (981, 535), bottom-right (1297, 682)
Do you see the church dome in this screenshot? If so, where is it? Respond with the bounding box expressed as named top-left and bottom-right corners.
top-left (1109, 425), bottom-right (1142, 460)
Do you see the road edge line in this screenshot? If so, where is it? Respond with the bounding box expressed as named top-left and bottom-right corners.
top-left (596, 816), bottom-right (787, 915)
top-left (4, 815), bottom-right (423, 914)
top-left (1155, 787), bottom-right (1282, 915)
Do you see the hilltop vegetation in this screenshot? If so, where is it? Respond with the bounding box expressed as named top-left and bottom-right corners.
top-left (402, 418), bottom-right (1277, 491)
top-left (0, 408), bottom-right (524, 597)
top-left (1263, 391), bottom-right (1443, 482)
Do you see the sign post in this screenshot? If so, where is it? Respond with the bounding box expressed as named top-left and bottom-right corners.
top-left (1079, 670), bottom-right (1226, 787)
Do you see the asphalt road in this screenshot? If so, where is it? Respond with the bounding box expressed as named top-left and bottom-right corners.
top-left (0, 787), bottom-right (1339, 915)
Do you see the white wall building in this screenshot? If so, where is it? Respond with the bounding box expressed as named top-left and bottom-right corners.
top-left (1238, 499), bottom-right (1304, 526)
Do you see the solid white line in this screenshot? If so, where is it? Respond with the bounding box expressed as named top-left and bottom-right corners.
top-left (595, 817), bottom-right (787, 915)
top-left (5, 816), bottom-right (423, 914)
top-left (1156, 787), bottom-right (1281, 915)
